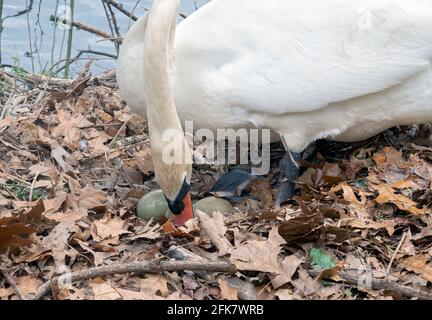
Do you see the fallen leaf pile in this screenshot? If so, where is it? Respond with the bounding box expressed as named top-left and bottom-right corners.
top-left (1, 68), bottom-right (432, 300)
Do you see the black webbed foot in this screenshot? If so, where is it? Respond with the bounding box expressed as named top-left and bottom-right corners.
top-left (210, 167), bottom-right (255, 202)
top-left (276, 151), bottom-right (302, 207)
top-left (276, 142), bottom-right (318, 206)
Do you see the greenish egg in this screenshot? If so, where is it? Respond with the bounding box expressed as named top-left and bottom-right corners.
top-left (194, 197), bottom-right (234, 216)
top-left (136, 190), bottom-right (171, 221)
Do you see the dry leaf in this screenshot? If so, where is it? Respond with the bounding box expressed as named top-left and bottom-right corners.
top-left (16, 276), bottom-right (42, 295)
top-left (115, 288), bottom-right (152, 300)
top-left (278, 204), bottom-right (323, 242)
top-left (91, 216), bottom-right (129, 242)
top-left (343, 219), bottom-right (397, 237)
top-left (0, 210), bottom-right (39, 253)
top-left (291, 268), bottom-right (319, 298)
top-left (275, 289), bottom-right (294, 300)
top-left (218, 278), bottom-right (238, 300)
top-left (134, 147), bottom-right (154, 175)
top-left (0, 288), bottom-right (13, 298)
top-left (51, 109), bottom-right (92, 149)
top-left (250, 178), bottom-right (273, 209)
top-left (42, 220), bottom-right (78, 268)
top-left (373, 184), bottom-right (426, 215)
top-left (78, 185), bottom-right (108, 210)
top-left (127, 220), bottom-right (162, 241)
top-left (75, 239), bottom-right (116, 266)
top-left (373, 147), bottom-right (403, 167)
top-left (139, 275), bottom-right (169, 298)
top-left (90, 278), bottom-right (121, 300)
top-left (43, 191), bottom-right (68, 215)
top-left (230, 227), bottom-right (287, 275)
top-left (400, 255), bottom-right (432, 282)
top-left (51, 146), bottom-right (74, 172)
top-left (272, 254), bottom-right (303, 289)
top-left (196, 210), bottom-right (232, 256)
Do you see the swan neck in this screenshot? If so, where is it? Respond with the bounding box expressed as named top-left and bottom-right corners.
top-left (144, 0), bottom-right (182, 131)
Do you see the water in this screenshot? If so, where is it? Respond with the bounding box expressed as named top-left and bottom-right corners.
top-left (0, 0), bottom-right (209, 76)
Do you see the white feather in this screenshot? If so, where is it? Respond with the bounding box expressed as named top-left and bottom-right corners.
top-left (118, 0), bottom-right (432, 152)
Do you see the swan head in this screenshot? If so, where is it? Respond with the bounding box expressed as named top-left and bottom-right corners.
top-left (161, 166), bottom-right (193, 227)
top-left (149, 129), bottom-right (193, 226)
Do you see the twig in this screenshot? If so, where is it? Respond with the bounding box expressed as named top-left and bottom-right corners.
top-left (386, 231), bottom-right (408, 276)
top-left (107, 2), bottom-right (121, 40)
top-left (28, 171), bottom-right (41, 202)
top-left (0, 172), bottom-right (33, 186)
top-left (0, 0), bottom-right (4, 65)
top-left (34, 0), bottom-right (44, 72)
top-left (52, 50), bottom-right (117, 75)
top-left (25, 0), bottom-right (35, 74)
top-left (101, 0), bottom-right (120, 55)
top-left (108, 119), bottom-right (129, 149)
top-left (128, 0), bottom-right (141, 28)
top-left (314, 268), bottom-right (432, 300)
top-left (1, 70), bottom-right (116, 90)
top-left (64, 0), bottom-right (75, 79)
top-left (2, 71), bottom-right (68, 88)
top-left (80, 122), bottom-right (124, 130)
top-left (168, 246), bottom-right (206, 262)
top-left (50, 15), bottom-right (119, 43)
top-left (102, 0), bottom-right (138, 21)
top-left (1, 269), bottom-right (28, 300)
top-left (2, 0), bottom-right (33, 20)
top-left (50, 0), bottom-right (60, 69)
top-left (167, 246), bottom-right (211, 280)
top-left (32, 260), bottom-right (236, 300)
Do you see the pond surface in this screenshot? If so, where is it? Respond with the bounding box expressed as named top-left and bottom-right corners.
top-left (1, 0), bottom-right (209, 76)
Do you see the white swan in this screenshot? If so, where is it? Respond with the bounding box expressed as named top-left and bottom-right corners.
top-left (117, 0), bottom-right (432, 224)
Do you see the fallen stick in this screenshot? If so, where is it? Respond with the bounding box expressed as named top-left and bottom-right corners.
top-left (168, 246), bottom-right (213, 281)
top-left (32, 260), bottom-right (236, 300)
top-left (340, 270), bottom-right (432, 300)
top-left (313, 269), bottom-right (432, 300)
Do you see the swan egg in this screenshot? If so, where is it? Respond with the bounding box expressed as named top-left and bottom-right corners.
top-left (194, 197), bottom-right (234, 216)
top-left (136, 190), bottom-right (171, 221)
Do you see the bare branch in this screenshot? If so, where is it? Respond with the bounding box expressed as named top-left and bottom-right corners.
top-left (102, 0), bottom-right (138, 21)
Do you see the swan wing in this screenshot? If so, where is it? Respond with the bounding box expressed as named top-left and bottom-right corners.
top-left (176, 0), bottom-right (432, 114)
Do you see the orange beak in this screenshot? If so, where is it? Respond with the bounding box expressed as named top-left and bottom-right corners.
top-left (173, 192), bottom-right (193, 226)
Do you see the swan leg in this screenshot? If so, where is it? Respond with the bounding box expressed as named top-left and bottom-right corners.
top-left (275, 151), bottom-right (302, 207)
top-left (210, 167), bottom-right (254, 202)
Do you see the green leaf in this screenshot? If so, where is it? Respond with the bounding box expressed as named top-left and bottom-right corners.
top-left (310, 248), bottom-right (336, 270)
